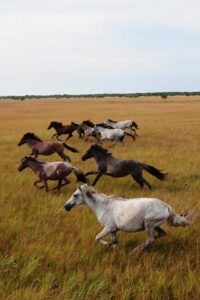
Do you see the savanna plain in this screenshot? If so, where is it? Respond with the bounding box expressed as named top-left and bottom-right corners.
top-left (0, 96), bottom-right (200, 300)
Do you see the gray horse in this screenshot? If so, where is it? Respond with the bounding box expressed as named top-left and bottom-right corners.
top-left (82, 144), bottom-right (167, 188)
top-left (18, 156), bottom-right (87, 192)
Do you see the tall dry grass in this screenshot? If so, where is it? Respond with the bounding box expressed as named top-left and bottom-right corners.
top-left (0, 96), bottom-right (200, 299)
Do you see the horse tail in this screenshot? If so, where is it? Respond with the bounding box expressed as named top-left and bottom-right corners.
top-left (63, 143), bottom-right (79, 153)
top-left (167, 206), bottom-right (194, 227)
top-left (124, 132), bottom-right (135, 140)
top-left (142, 164), bottom-right (167, 180)
top-left (73, 167), bottom-right (88, 183)
top-left (132, 121), bottom-right (138, 129)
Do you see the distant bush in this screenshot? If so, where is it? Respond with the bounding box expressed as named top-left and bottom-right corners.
top-left (1, 91), bottom-right (200, 100)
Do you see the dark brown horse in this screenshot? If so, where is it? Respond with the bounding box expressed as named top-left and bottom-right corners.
top-left (18, 156), bottom-right (87, 192)
top-left (82, 144), bottom-right (167, 188)
top-left (18, 132), bottom-right (78, 162)
top-left (47, 121), bottom-right (80, 140)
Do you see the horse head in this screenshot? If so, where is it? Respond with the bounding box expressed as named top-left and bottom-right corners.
top-left (47, 121), bottom-right (63, 130)
top-left (64, 185), bottom-right (95, 211)
top-left (18, 132), bottom-right (42, 146)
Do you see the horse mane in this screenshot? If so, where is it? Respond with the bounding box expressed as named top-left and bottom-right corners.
top-left (71, 121), bottom-right (79, 127)
top-left (23, 156), bottom-right (46, 164)
top-left (96, 123), bottom-right (113, 129)
top-left (107, 119), bottom-right (117, 123)
top-left (23, 132), bottom-right (43, 142)
top-left (83, 120), bottom-right (95, 127)
top-left (91, 144), bottom-right (112, 156)
top-left (91, 189), bottom-right (125, 202)
top-left (50, 121), bottom-right (63, 127)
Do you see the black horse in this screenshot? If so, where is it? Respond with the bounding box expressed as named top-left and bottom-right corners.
top-left (82, 144), bottom-right (167, 188)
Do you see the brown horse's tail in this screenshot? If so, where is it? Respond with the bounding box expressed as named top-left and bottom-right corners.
top-left (124, 132), bottom-right (135, 140)
top-left (142, 164), bottom-right (167, 181)
top-left (73, 167), bottom-right (88, 183)
top-left (63, 143), bottom-right (79, 153)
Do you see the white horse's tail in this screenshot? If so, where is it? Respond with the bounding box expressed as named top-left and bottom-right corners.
top-left (167, 206), bottom-right (194, 227)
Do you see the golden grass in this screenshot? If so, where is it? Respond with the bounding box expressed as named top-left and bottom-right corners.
top-left (0, 96), bottom-right (200, 299)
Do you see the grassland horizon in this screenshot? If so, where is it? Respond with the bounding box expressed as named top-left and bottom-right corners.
top-left (0, 96), bottom-right (199, 299)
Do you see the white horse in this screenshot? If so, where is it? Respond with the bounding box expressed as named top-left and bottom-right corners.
top-left (64, 184), bottom-right (193, 254)
top-left (105, 119), bottom-right (138, 135)
top-left (93, 126), bottom-right (134, 146)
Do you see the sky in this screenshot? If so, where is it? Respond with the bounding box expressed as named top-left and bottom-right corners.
top-left (0, 0), bottom-right (200, 95)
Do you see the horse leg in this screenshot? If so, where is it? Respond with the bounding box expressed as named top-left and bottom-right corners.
top-left (66, 133), bottom-right (73, 141)
top-left (119, 136), bottom-right (125, 145)
top-left (92, 172), bottom-right (104, 186)
top-left (95, 227), bottom-right (113, 245)
top-left (130, 224), bottom-right (155, 255)
top-left (34, 179), bottom-right (44, 189)
top-left (142, 178), bottom-right (152, 190)
top-left (58, 178), bottom-right (71, 189)
top-left (56, 135), bottom-right (62, 141)
top-left (34, 149), bottom-right (39, 159)
top-left (110, 139), bottom-right (117, 147)
top-left (154, 226), bottom-right (166, 240)
top-left (51, 179), bottom-right (62, 191)
top-left (85, 170), bottom-right (98, 176)
top-left (131, 174), bottom-right (144, 188)
top-left (52, 177), bottom-right (71, 191)
top-left (43, 180), bottom-right (49, 192)
top-left (130, 220), bottom-right (166, 255)
top-left (131, 171), bottom-right (152, 189)
top-left (52, 133), bottom-right (57, 140)
top-left (108, 231), bottom-right (119, 248)
top-left (58, 151), bottom-right (71, 162)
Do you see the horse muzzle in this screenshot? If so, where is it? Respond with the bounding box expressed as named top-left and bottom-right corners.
top-left (64, 203), bottom-right (75, 211)
top-left (81, 154), bottom-right (90, 161)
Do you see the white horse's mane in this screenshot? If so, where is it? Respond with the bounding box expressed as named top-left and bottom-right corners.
top-left (92, 190), bottom-right (125, 202)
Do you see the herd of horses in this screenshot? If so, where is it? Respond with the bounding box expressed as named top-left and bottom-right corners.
top-left (47, 119), bottom-right (138, 145)
top-left (18, 118), bottom-right (193, 254)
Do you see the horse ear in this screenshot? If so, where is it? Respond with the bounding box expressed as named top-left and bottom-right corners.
top-left (85, 187), bottom-right (96, 199)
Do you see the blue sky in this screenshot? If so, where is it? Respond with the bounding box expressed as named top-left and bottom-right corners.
top-left (0, 0), bottom-right (200, 95)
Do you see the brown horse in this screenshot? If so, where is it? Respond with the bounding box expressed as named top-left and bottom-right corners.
top-left (79, 120), bottom-right (95, 141)
top-left (18, 132), bottom-right (79, 162)
top-left (82, 144), bottom-right (167, 188)
top-left (18, 156), bottom-right (87, 192)
top-left (47, 121), bottom-right (80, 140)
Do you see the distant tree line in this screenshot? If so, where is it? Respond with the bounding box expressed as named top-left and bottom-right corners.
top-left (0, 92), bottom-right (200, 100)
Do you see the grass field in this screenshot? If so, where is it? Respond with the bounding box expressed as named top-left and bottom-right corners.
top-left (0, 96), bottom-right (200, 299)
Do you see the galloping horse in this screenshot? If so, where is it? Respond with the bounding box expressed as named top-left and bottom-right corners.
top-left (18, 132), bottom-right (78, 162)
top-left (64, 185), bottom-right (193, 254)
top-left (82, 144), bottom-right (167, 188)
top-left (18, 156), bottom-right (87, 192)
top-left (47, 121), bottom-right (80, 140)
top-left (93, 126), bottom-right (135, 146)
top-left (105, 119), bottom-right (138, 135)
